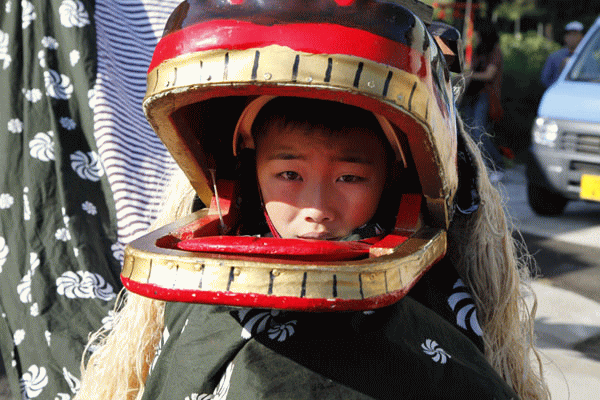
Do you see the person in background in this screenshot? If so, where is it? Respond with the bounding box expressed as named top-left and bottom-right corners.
top-left (460, 21), bottom-right (506, 184)
top-left (541, 21), bottom-right (585, 88)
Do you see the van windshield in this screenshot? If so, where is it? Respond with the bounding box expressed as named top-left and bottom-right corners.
top-left (568, 29), bottom-right (600, 82)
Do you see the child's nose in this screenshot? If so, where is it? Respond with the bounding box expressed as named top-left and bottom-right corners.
top-left (304, 208), bottom-right (333, 224)
top-left (303, 186), bottom-right (335, 223)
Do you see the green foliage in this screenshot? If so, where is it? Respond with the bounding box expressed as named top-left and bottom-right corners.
top-left (494, 31), bottom-right (561, 155)
top-left (501, 31), bottom-right (560, 71)
top-left (494, 0), bottom-right (537, 21)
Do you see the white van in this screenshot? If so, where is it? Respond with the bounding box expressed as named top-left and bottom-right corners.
top-left (527, 16), bottom-right (600, 215)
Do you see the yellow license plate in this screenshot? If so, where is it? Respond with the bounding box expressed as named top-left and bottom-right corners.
top-left (580, 174), bottom-right (600, 202)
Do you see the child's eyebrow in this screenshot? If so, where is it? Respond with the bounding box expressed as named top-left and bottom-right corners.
top-left (266, 150), bottom-right (373, 164)
top-left (267, 151), bottom-right (305, 161)
top-left (336, 155), bottom-right (373, 164)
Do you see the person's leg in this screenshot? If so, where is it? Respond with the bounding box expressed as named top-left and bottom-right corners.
top-left (469, 93), bottom-right (505, 174)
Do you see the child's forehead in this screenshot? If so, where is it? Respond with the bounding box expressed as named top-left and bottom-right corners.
top-left (258, 125), bottom-right (387, 161)
top-left (260, 123), bottom-right (385, 144)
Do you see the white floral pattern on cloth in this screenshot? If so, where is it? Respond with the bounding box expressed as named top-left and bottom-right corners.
top-left (111, 242), bottom-right (124, 262)
top-left (55, 228), bottom-right (70, 242)
top-left (60, 116), bottom-right (76, 130)
top-left (149, 325), bottom-right (170, 373)
top-left (23, 187), bottom-right (31, 220)
top-left (421, 339), bottom-right (451, 365)
top-left (23, 87), bottom-right (43, 103)
top-left (0, 29), bottom-right (12, 69)
top-left (55, 207), bottom-right (72, 242)
top-left (20, 365), bottom-right (49, 399)
top-left (235, 309), bottom-right (297, 342)
top-left (59, 0), bottom-right (90, 28)
top-left (180, 317), bottom-right (190, 335)
top-left (61, 367), bottom-right (80, 395)
top-left (44, 69), bottom-right (74, 100)
top-left (101, 310), bottom-right (116, 331)
top-left (69, 49), bottom-right (80, 66)
top-left (0, 236), bottom-right (8, 273)
top-left (38, 48), bottom-right (47, 68)
top-left (17, 253), bottom-right (41, 304)
top-left (39, 36), bottom-right (59, 68)
top-left (267, 318), bottom-right (296, 342)
top-left (14, 329), bottom-right (25, 345)
top-left (8, 117), bottom-right (23, 133)
top-left (447, 279), bottom-right (483, 337)
top-left (29, 131), bottom-right (55, 161)
top-left (21, 1), bottom-right (37, 29)
top-left (70, 150), bottom-right (104, 181)
top-left (56, 270), bottom-right (116, 301)
top-left (41, 36), bottom-right (59, 49)
top-left (184, 362), bottom-right (234, 400)
top-left (0, 193), bottom-right (14, 209)
top-left (81, 200), bottom-right (97, 215)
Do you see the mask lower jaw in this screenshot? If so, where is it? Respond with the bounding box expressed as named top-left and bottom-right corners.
top-left (121, 189), bottom-right (447, 312)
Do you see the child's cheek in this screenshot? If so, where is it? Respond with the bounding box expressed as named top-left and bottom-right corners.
top-left (269, 178), bottom-right (299, 203)
top-left (264, 201), bottom-right (299, 238)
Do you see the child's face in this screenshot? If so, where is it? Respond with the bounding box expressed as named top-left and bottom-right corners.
top-left (256, 125), bottom-right (388, 240)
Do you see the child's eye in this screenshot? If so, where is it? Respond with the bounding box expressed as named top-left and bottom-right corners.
top-left (277, 171), bottom-right (302, 181)
top-left (337, 175), bottom-right (365, 183)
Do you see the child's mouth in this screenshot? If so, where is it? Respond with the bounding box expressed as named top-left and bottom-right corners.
top-left (298, 232), bottom-right (337, 240)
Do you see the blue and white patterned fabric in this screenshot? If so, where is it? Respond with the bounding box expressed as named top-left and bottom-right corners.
top-left (0, 1), bottom-right (179, 398)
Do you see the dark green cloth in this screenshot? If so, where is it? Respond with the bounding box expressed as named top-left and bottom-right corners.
top-left (142, 260), bottom-right (519, 400)
top-left (0, 1), bottom-right (121, 398)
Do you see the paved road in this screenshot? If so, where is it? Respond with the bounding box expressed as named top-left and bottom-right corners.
top-left (501, 164), bottom-right (600, 303)
top-left (523, 231), bottom-right (600, 303)
top-left (501, 164), bottom-right (600, 399)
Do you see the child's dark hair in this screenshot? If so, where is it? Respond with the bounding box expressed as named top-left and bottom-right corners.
top-left (252, 97), bottom-right (392, 151)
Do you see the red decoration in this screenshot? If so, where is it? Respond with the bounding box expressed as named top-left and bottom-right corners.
top-left (178, 236), bottom-right (372, 261)
top-left (149, 20), bottom-right (426, 78)
top-left (334, 0), bottom-right (356, 5)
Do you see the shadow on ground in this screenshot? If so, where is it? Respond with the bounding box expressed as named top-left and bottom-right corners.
top-left (518, 232), bottom-right (600, 304)
top-left (574, 334), bottom-right (600, 362)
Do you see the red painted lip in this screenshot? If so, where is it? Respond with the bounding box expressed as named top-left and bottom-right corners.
top-left (149, 20), bottom-right (427, 78)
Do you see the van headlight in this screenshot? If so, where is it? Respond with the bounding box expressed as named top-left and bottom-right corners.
top-left (532, 117), bottom-right (559, 147)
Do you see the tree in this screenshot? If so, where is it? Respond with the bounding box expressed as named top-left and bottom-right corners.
top-left (492, 0), bottom-right (540, 36)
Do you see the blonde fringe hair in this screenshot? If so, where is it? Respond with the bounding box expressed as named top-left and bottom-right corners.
top-left (75, 120), bottom-right (549, 400)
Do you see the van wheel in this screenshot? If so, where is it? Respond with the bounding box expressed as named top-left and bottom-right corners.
top-left (527, 183), bottom-right (568, 216)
